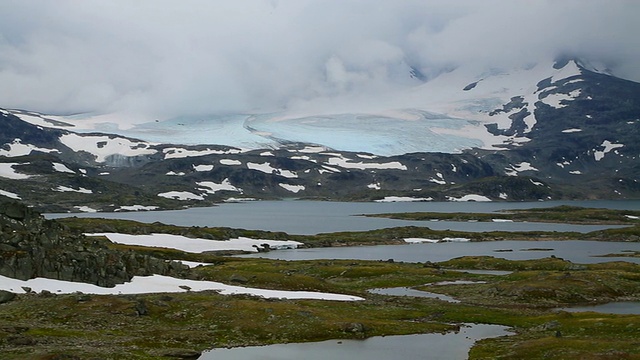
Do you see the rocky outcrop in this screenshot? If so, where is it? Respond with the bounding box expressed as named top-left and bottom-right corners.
top-left (0, 200), bottom-right (189, 287)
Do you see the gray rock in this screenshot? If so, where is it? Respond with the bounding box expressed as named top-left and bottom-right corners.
top-left (0, 290), bottom-right (16, 304)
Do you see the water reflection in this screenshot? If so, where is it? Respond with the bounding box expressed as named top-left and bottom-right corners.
top-left (368, 287), bottom-right (460, 303)
top-left (199, 323), bottom-right (513, 360)
top-left (45, 200), bottom-right (637, 235)
top-left (557, 302), bottom-right (640, 315)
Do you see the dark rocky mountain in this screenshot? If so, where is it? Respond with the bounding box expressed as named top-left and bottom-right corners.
top-left (1, 60), bottom-right (638, 212)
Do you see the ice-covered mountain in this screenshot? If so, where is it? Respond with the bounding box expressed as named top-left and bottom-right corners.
top-left (4, 58), bottom-right (619, 156)
top-left (1, 58), bottom-right (639, 211)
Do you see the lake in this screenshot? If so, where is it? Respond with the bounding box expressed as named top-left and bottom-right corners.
top-left (241, 240), bottom-right (640, 264)
top-left (199, 323), bottom-right (513, 360)
top-left (45, 199), bottom-right (639, 235)
top-left (557, 302), bottom-right (640, 315)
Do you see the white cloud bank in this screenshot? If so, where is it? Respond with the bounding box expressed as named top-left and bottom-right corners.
top-left (0, 0), bottom-right (637, 118)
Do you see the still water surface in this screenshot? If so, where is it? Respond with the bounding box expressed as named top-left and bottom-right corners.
top-left (241, 240), bottom-right (640, 264)
top-left (199, 324), bottom-right (512, 360)
top-left (46, 200), bottom-right (639, 235)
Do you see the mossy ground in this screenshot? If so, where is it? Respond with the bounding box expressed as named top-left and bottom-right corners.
top-left (2, 212), bottom-right (640, 359)
top-left (1, 255), bottom-right (639, 359)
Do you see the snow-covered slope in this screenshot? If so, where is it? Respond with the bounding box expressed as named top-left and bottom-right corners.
top-left (3, 59), bottom-right (597, 156)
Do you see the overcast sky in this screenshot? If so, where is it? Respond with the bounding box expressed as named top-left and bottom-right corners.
top-left (0, 0), bottom-right (637, 118)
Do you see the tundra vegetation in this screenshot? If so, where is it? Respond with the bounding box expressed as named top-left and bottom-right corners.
top-left (0, 206), bottom-right (639, 359)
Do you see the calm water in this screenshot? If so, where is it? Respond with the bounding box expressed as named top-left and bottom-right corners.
top-left (46, 200), bottom-right (639, 235)
top-left (368, 287), bottom-right (460, 302)
top-left (199, 324), bottom-right (513, 360)
top-left (241, 240), bottom-right (640, 264)
top-left (558, 302), bottom-right (640, 315)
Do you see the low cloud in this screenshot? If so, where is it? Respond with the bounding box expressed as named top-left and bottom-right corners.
top-left (0, 0), bottom-right (637, 118)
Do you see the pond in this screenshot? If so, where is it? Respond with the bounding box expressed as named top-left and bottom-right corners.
top-left (557, 302), bottom-right (640, 315)
top-left (198, 323), bottom-right (513, 360)
top-left (368, 287), bottom-right (460, 302)
top-left (45, 199), bottom-right (639, 235)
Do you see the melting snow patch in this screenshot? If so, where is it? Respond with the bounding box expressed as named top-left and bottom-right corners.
top-left (541, 89), bottom-right (581, 109)
top-left (498, 193), bottom-right (508, 199)
top-left (625, 215), bottom-right (639, 220)
top-left (74, 206), bottom-right (97, 213)
top-left (88, 233), bottom-right (303, 253)
top-left (163, 147), bottom-right (241, 159)
top-left (52, 163), bottom-right (75, 174)
top-left (166, 171), bottom-right (185, 176)
top-left (404, 237), bottom-right (469, 243)
top-left (569, 170), bottom-right (582, 175)
top-left (224, 197), bottom-right (257, 202)
top-left (327, 157), bottom-right (407, 170)
top-left (0, 139), bottom-right (59, 157)
top-left (115, 205), bottom-right (160, 212)
top-left (530, 179), bottom-right (544, 186)
top-left (193, 164), bottom-right (214, 172)
top-left (0, 274), bottom-right (362, 301)
top-left (247, 162), bottom-right (297, 178)
top-left (0, 189), bottom-right (20, 199)
top-left (505, 162), bottom-right (538, 176)
top-left (158, 191), bottom-right (204, 201)
top-left (197, 179), bottom-right (242, 194)
top-left (447, 195), bottom-right (491, 202)
top-left (279, 183), bottom-right (305, 193)
top-left (54, 186), bottom-right (93, 194)
top-left (375, 196), bottom-right (433, 202)
top-left (367, 183), bottom-right (381, 190)
top-left (298, 146), bottom-right (326, 153)
top-left (0, 163), bottom-right (32, 179)
top-left (561, 128), bottom-right (582, 133)
top-left (59, 134), bottom-right (156, 162)
top-left (220, 159), bottom-right (241, 165)
top-left (492, 219), bottom-right (514, 222)
top-left (260, 151), bottom-right (275, 156)
top-left (594, 140), bottom-right (624, 161)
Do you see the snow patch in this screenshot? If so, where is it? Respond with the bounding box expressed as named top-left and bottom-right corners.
top-left (0, 189), bottom-right (21, 199)
top-left (505, 162), bottom-right (538, 176)
top-left (166, 171), bottom-right (186, 176)
top-left (0, 274), bottom-right (362, 301)
top-left (59, 134), bottom-right (157, 162)
top-left (197, 179), bottom-right (242, 194)
top-left (52, 163), bottom-right (75, 174)
top-left (0, 163), bottom-right (32, 179)
top-left (220, 159), bottom-right (241, 165)
top-left (193, 164), bottom-right (214, 172)
top-left (367, 183), bottom-right (381, 190)
top-left (115, 205), bottom-right (160, 212)
top-left (0, 139), bottom-right (59, 157)
top-left (326, 157), bottom-right (407, 170)
top-left (88, 233), bottom-right (303, 253)
top-left (157, 191), bottom-right (204, 201)
top-left (279, 183), bottom-right (305, 193)
top-left (54, 186), bottom-right (93, 194)
top-left (74, 206), bottom-right (97, 213)
top-left (446, 194), bottom-right (491, 202)
top-left (594, 140), bottom-right (624, 161)
top-left (541, 89), bottom-right (581, 109)
top-left (247, 162), bottom-right (297, 178)
top-left (375, 196), bottom-right (432, 202)
top-left (405, 237), bottom-right (471, 243)
top-left (561, 128), bottom-right (582, 133)
top-left (163, 147), bottom-right (241, 159)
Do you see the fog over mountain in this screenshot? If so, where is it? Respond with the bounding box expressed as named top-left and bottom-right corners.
top-left (0, 0), bottom-right (637, 120)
